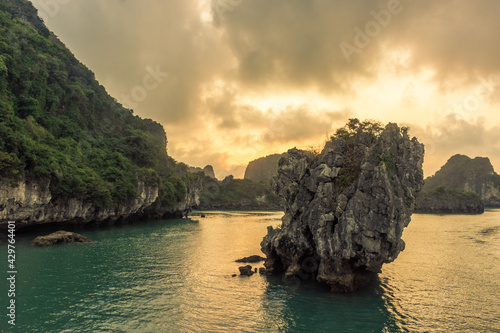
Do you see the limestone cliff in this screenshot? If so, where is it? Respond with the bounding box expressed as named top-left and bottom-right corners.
top-left (261, 123), bottom-right (424, 292)
top-left (244, 154), bottom-right (284, 184)
top-left (415, 187), bottom-right (484, 214)
top-left (423, 154), bottom-right (500, 207)
top-left (0, 177), bottom-right (201, 231)
top-left (0, 0), bottom-right (202, 232)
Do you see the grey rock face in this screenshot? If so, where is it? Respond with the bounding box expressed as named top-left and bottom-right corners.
top-left (415, 188), bottom-right (484, 214)
top-left (0, 178), bottom-right (201, 231)
top-left (423, 154), bottom-right (500, 207)
top-left (203, 165), bottom-right (216, 179)
top-left (261, 124), bottom-right (424, 292)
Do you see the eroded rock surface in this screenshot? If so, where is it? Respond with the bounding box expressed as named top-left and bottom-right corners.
top-left (238, 265), bottom-right (254, 276)
top-left (261, 124), bottom-right (424, 292)
top-left (31, 231), bottom-right (94, 247)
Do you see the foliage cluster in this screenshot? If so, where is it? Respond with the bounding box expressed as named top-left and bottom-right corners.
top-left (332, 119), bottom-right (385, 190)
top-left (0, 0), bottom-right (189, 208)
top-left (331, 118), bottom-right (383, 142)
top-left (198, 176), bottom-right (280, 209)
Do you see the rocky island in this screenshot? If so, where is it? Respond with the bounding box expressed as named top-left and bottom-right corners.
top-left (415, 186), bottom-right (484, 214)
top-left (418, 154), bottom-right (500, 210)
top-left (261, 120), bottom-right (424, 292)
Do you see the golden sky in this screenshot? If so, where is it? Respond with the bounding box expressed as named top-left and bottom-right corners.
top-left (30, 0), bottom-right (500, 179)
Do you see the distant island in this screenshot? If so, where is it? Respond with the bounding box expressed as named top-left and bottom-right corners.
top-left (244, 153), bottom-right (284, 184)
top-left (415, 154), bottom-right (500, 214)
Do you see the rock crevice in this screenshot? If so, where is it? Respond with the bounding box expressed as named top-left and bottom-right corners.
top-left (0, 178), bottom-right (201, 231)
top-left (261, 124), bottom-right (424, 292)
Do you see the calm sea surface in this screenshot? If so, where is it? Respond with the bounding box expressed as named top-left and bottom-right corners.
top-left (2, 210), bottom-right (500, 332)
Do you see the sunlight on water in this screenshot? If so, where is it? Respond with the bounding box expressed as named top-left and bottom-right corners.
top-left (3, 210), bottom-right (500, 332)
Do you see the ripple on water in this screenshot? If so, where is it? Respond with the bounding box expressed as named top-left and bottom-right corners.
top-left (9, 212), bottom-right (500, 332)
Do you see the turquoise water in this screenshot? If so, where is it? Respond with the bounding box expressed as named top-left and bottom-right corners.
top-left (2, 210), bottom-right (500, 332)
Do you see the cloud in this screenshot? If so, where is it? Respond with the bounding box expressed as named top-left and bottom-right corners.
top-left (30, 0), bottom-right (500, 177)
top-left (215, 0), bottom-right (500, 93)
top-left (408, 114), bottom-right (500, 177)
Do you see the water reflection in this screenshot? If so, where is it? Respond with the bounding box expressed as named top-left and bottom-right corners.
top-left (260, 276), bottom-right (400, 333)
top-left (9, 210), bottom-right (500, 332)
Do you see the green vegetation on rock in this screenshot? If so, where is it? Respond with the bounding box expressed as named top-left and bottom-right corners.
top-left (197, 175), bottom-right (280, 210)
top-left (415, 186), bottom-right (484, 214)
top-left (0, 0), bottom-right (192, 209)
top-left (422, 154), bottom-right (500, 207)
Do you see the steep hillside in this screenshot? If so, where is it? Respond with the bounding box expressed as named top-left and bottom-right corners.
top-left (244, 153), bottom-right (283, 184)
top-left (423, 154), bottom-right (500, 207)
top-left (0, 0), bottom-right (199, 230)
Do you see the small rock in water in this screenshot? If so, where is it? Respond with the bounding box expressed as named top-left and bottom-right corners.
top-left (238, 265), bottom-right (254, 276)
top-left (31, 230), bottom-right (94, 247)
top-left (235, 255), bottom-right (266, 263)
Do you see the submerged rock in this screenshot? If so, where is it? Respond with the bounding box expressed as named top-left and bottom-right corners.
top-left (235, 255), bottom-right (266, 263)
top-left (238, 265), bottom-right (254, 276)
top-left (31, 230), bottom-right (94, 247)
top-left (261, 123), bottom-right (424, 292)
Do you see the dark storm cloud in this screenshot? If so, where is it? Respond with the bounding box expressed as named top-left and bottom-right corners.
top-left (216, 0), bottom-right (500, 93)
top-left (33, 0), bottom-right (232, 124)
top-left (35, 0), bottom-right (500, 123)
top-left (30, 0), bottom-right (500, 175)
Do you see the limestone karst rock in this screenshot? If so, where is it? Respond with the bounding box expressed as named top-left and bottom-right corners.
top-left (261, 123), bottom-right (424, 292)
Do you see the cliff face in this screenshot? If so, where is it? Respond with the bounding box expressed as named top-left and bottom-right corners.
top-left (415, 187), bottom-right (484, 214)
top-left (261, 124), bottom-right (424, 292)
top-left (0, 0), bottom-right (201, 231)
top-left (0, 177), bottom-right (201, 231)
top-left (244, 154), bottom-right (284, 184)
top-left (423, 154), bottom-right (500, 207)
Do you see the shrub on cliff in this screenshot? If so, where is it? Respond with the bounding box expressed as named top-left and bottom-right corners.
top-left (0, 0), bottom-right (191, 209)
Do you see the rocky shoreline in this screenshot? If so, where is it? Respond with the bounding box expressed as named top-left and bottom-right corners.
top-left (0, 177), bottom-right (202, 233)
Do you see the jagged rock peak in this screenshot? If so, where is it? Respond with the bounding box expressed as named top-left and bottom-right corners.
top-left (261, 123), bottom-right (424, 292)
top-left (188, 165), bottom-right (216, 179)
top-left (423, 154), bottom-right (500, 207)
